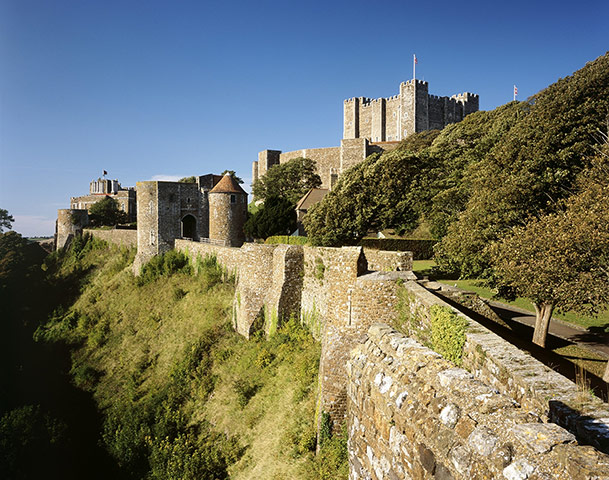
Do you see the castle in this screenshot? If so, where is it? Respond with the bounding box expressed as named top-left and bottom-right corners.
top-left (70, 177), bottom-right (137, 223)
top-left (56, 174), bottom-right (248, 275)
top-left (253, 79), bottom-right (479, 191)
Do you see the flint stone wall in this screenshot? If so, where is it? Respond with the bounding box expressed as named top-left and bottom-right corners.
top-left (401, 280), bottom-right (609, 454)
top-left (348, 324), bottom-right (609, 480)
top-left (83, 228), bottom-right (137, 248)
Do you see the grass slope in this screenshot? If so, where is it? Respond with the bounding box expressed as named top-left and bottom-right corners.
top-left (37, 236), bottom-right (346, 479)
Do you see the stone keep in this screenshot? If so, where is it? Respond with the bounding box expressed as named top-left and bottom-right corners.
top-left (209, 174), bottom-right (247, 247)
top-left (254, 78), bottom-right (478, 192)
top-left (344, 79), bottom-right (479, 141)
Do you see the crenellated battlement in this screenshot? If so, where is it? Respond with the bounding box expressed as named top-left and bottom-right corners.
top-left (345, 78), bottom-right (478, 141)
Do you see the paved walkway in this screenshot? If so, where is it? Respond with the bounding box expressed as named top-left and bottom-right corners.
top-left (425, 280), bottom-right (609, 359)
top-left (487, 300), bottom-right (609, 357)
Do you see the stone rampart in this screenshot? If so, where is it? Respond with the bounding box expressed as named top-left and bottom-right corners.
top-left (174, 239), bottom-right (242, 274)
top-left (362, 248), bottom-right (413, 272)
top-left (401, 280), bottom-right (609, 453)
top-left (83, 228), bottom-right (137, 248)
top-left (348, 324), bottom-right (609, 480)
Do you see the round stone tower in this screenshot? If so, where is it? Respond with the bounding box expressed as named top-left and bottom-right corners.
top-left (209, 174), bottom-right (247, 247)
top-left (56, 208), bottom-right (89, 250)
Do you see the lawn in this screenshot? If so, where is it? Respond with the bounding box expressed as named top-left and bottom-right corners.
top-left (411, 260), bottom-right (609, 331)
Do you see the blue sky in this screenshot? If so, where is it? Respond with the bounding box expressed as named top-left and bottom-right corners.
top-left (1, 0), bottom-right (607, 236)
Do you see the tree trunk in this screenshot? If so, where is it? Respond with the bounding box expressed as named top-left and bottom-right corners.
top-left (532, 302), bottom-right (554, 348)
top-left (604, 361), bottom-right (609, 384)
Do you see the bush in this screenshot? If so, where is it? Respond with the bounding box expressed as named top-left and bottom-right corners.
top-left (137, 250), bottom-right (193, 285)
top-left (430, 305), bottom-right (468, 366)
top-left (264, 235), bottom-right (309, 245)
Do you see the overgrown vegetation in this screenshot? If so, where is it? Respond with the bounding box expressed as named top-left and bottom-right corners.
top-left (429, 305), bottom-right (468, 366)
top-left (25, 236), bottom-right (344, 478)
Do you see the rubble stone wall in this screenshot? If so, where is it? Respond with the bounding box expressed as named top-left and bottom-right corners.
top-left (348, 324), bottom-right (609, 480)
top-left (400, 280), bottom-right (609, 454)
top-left (83, 228), bottom-right (137, 248)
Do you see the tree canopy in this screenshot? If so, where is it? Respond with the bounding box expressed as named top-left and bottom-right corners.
top-left (88, 197), bottom-right (127, 227)
top-left (304, 148), bottom-right (430, 246)
top-left (489, 170), bottom-right (609, 348)
top-left (243, 195), bottom-right (297, 239)
top-left (252, 157), bottom-right (321, 204)
top-left (0, 208), bottom-right (14, 233)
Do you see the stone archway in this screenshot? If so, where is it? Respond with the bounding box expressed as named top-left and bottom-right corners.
top-left (181, 214), bottom-right (197, 240)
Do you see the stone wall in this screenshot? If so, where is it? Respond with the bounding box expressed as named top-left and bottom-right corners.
top-left (56, 209), bottom-right (89, 250)
top-left (83, 228), bottom-right (137, 248)
top-left (400, 281), bottom-right (609, 454)
top-left (345, 79), bottom-right (479, 141)
top-left (362, 248), bottom-right (413, 272)
top-left (348, 324), bottom-right (609, 480)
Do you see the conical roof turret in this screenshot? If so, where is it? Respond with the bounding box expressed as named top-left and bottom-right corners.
top-left (209, 174), bottom-right (247, 194)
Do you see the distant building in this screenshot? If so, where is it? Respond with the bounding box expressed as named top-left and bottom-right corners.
top-left (253, 78), bottom-right (479, 193)
top-left (295, 188), bottom-right (329, 236)
top-left (70, 178), bottom-right (136, 223)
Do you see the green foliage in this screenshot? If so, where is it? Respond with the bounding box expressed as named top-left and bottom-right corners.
top-left (313, 423), bottom-right (348, 480)
top-left (264, 235), bottom-right (309, 245)
top-left (430, 305), bottom-right (468, 366)
top-left (0, 405), bottom-right (69, 479)
top-left (304, 149), bottom-right (429, 246)
top-left (33, 239), bottom-right (327, 478)
top-left (88, 196), bottom-right (127, 227)
top-left (178, 176), bottom-right (196, 183)
top-left (232, 379), bottom-right (259, 408)
top-left (252, 157), bottom-right (322, 204)
top-left (0, 208), bottom-right (14, 233)
top-left (137, 249), bottom-right (193, 285)
top-left (489, 170), bottom-right (609, 346)
top-left (244, 195), bottom-right (297, 239)
top-left (314, 256), bottom-right (325, 281)
top-left (438, 53), bottom-right (609, 277)
top-left (318, 411), bottom-right (332, 445)
top-left (220, 170), bottom-right (244, 184)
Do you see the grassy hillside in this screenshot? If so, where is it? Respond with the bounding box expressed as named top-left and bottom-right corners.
top-left (31, 236), bottom-right (345, 479)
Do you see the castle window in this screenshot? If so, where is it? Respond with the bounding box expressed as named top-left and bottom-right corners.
top-left (150, 230), bottom-right (156, 246)
top-left (230, 194), bottom-right (236, 204)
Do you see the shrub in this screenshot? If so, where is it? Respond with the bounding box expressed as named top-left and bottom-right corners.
top-left (430, 305), bottom-right (468, 365)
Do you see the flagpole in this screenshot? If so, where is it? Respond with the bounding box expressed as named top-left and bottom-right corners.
top-left (413, 54), bottom-right (416, 81)
top-left (513, 85), bottom-right (517, 101)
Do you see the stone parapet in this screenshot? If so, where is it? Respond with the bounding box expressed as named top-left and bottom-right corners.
top-left (401, 280), bottom-right (609, 453)
top-left (83, 228), bottom-right (137, 248)
top-left (348, 324), bottom-right (609, 480)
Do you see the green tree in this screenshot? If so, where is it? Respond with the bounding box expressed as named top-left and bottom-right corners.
top-left (220, 170), bottom-right (244, 184)
top-left (252, 157), bottom-right (321, 204)
top-left (88, 196), bottom-right (127, 227)
top-left (489, 179), bottom-right (609, 348)
top-left (304, 148), bottom-right (430, 246)
top-left (0, 208), bottom-right (14, 233)
top-left (437, 53), bottom-right (609, 277)
top-left (178, 176), bottom-right (196, 183)
top-left (244, 195), bottom-right (296, 239)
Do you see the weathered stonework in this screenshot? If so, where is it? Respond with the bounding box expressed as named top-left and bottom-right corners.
top-left (400, 280), bottom-right (609, 454)
top-left (56, 209), bottom-right (89, 250)
top-left (132, 174), bottom-right (245, 274)
top-left (345, 80), bottom-right (479, 142)
top-left (83, 228), bottom-right (137, 248)
top-left (348, 324), bottom-right (609, 480)
top-left (174, 240), bottom-right (609, 466)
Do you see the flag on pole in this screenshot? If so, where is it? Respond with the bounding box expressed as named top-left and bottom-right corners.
top-left (103, 170), bottom-right (107, 176)
top-left (513, 85), bottom-right (518, 101)
top-left (413, 54), bottom-right (418, 80)
top-left (414, 54), bottom-right (418, 65)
